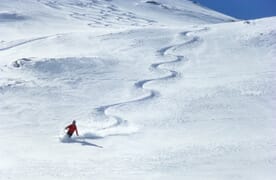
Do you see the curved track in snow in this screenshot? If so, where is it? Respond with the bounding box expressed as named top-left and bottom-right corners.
top-left (91, 31), bottom-right (203, 135)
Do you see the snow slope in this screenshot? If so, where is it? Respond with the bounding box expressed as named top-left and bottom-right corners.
top-left (0, 0), bottom-right (275, 180)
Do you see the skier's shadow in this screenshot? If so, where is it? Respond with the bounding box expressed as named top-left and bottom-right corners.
top-left (60, 133), bottom-right (103, 148)
top-left (72, 139), bottom-right (103, 148)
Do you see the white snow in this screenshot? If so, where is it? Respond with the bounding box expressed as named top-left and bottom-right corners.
top-left (0, 0), bottom-right (275, 180)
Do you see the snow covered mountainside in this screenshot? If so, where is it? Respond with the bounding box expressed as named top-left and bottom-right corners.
top-left (0, 0), bottom-right (275, 179)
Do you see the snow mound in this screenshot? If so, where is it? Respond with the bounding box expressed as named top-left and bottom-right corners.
top-left (12, 57), bottom-right (117, 77)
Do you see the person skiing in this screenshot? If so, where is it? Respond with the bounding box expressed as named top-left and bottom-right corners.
top-left (65, 120), bottom-right (79, 138)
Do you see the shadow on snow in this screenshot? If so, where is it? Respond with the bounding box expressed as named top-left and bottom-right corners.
top-left (60, 134), bottom-right (103, 148)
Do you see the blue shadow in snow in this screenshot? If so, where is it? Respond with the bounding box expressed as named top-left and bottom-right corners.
top-left (71, 139), bottom-right (103, 148)
top-left (61, 134), bottom-right (103, 148)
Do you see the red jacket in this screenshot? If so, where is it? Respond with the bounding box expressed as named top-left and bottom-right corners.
top-left (66, 124), bottom-right (79, 136)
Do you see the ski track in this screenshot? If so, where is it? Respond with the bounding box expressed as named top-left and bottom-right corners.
top-left (0, 34), bottom-right (65, 51)
top-left (40, 0), bottom-right (155, 28)
top-left (92, 30), bottom-right (203, 134)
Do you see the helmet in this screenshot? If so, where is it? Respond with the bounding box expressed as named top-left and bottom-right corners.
top-left (72, 120), bottom-right (76, 124)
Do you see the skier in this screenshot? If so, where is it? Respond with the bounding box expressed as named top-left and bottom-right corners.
top-left (65, 120), bottom-right (79, 138)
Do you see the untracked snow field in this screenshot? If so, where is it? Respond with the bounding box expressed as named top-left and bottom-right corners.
top-left (0, 0), bottom-right (276, 180)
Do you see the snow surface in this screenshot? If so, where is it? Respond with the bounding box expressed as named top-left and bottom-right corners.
top-left (0, 0), bottom-right (275, 180)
